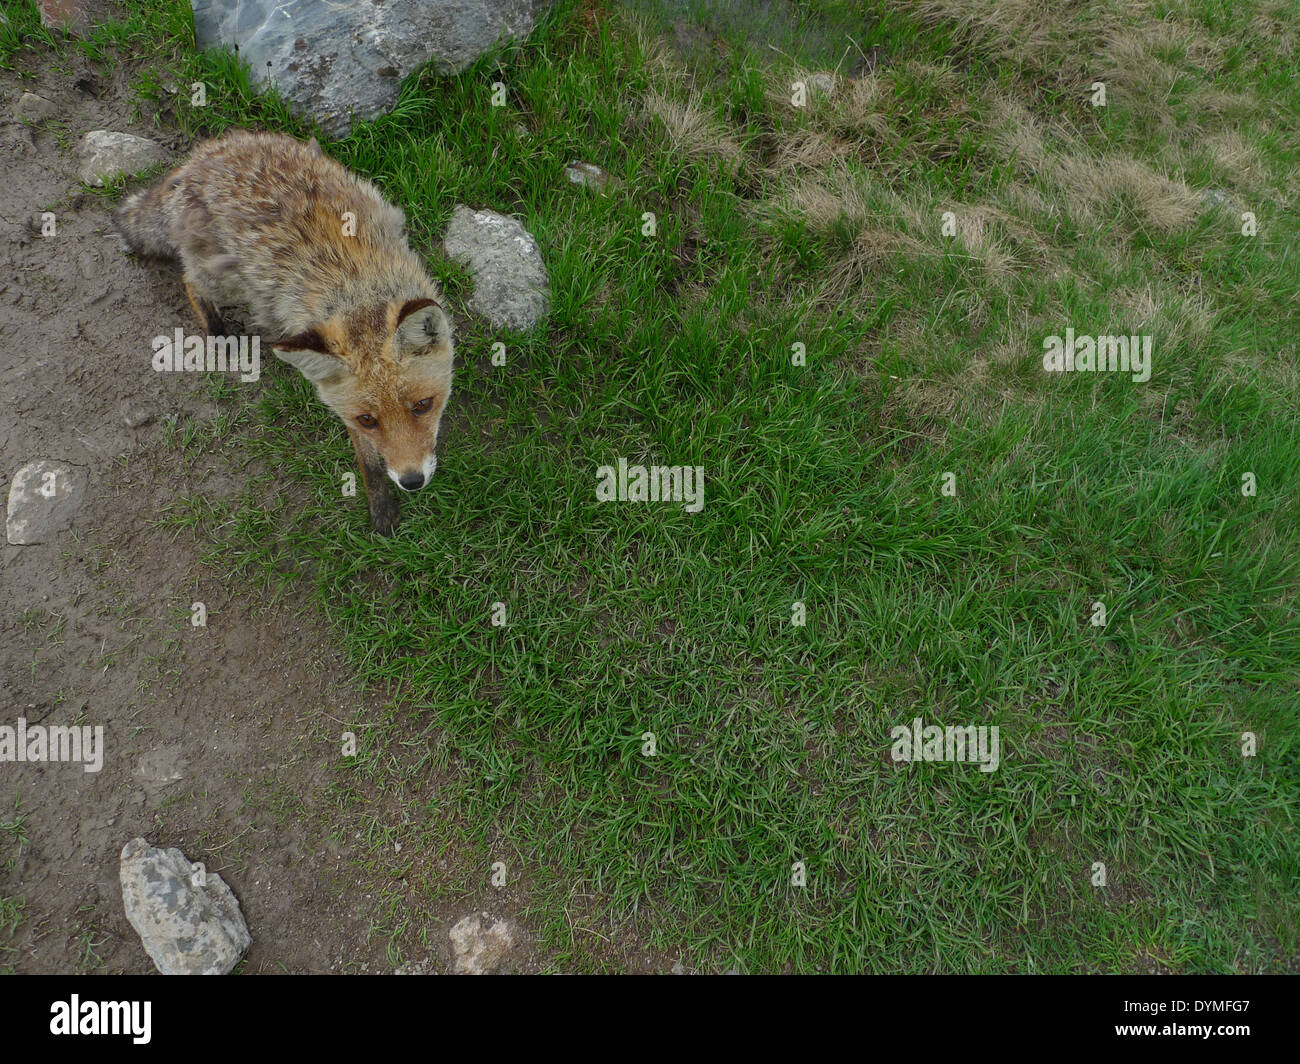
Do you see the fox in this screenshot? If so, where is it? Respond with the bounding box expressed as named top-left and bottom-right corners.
top-left (111, 129), bottom-right (454, 535)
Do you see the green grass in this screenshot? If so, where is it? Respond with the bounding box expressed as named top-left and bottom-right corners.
top-left (13, 0), bottom-right (1299, 972)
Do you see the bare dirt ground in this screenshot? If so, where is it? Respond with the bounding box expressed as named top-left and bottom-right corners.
top-left (0, 48), bottom-right (553, 975)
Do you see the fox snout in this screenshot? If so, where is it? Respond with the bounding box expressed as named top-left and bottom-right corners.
top-left (389, 453), bottom-right (438, 492)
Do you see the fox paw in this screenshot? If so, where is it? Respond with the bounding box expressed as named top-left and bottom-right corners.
top-left (369, 502), bottom-right (401, 537)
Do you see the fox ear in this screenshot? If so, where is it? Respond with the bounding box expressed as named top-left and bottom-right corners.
top-left (273, 328), bottom-right (347, 383)
top-left (395, 298), bottom-right (450, 353)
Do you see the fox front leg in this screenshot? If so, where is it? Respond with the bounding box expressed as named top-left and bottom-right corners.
top-left (348, 425), bottom-right (401, 535)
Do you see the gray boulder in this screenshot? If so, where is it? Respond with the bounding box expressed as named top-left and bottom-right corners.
top-left (443, 206), bottom-right (550, 330)
top-left (119, 837), bottom-right (251, 975)
top-left (192, 0), bottom-right (547, 137)
top-left (6, 461), bottom-right (84, 545)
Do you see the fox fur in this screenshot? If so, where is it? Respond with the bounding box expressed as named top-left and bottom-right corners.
top-left (113, 129), bottom-right (454, 535)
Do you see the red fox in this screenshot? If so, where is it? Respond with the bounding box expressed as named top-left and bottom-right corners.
top-left (112, 130), bottom-right (454, 535)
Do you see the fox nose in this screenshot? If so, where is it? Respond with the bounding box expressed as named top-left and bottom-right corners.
top-left (398, 471), bottom-right (426, 491)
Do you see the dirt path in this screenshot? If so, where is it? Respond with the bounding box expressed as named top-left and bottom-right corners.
top-left (0, 51), bottom-right (415, 974)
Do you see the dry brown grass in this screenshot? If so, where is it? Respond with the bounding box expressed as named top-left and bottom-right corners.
top-left (643, 91), bottom-right (744, 169)
top-left (620, 0), bottom-right (1287, 436)
top-left (1251, 1), bottom-right (1298, 54)
top-left (909, 0), bottom-right (1065, 75)
top-left (765, 128), bottom-right (854, 176)
top-left (760, 66), bottom-right (903, 163)
top-left (876, 318), bottom-right (1038, 426)
top-left (1114, 281), bottom-right (1216, 350)
top-left (762, 168), bottom-right (872, 232)
top-left (1054, 153), bottom-right (1202, 231)
top-left (1202, 131), bottom-right (1265, 179)
top-left (624, 10), bottom-right (689, 87)
top-left (825, 226), bottom-right (929, 296)
top-left (948, 205), bottom-right (1020, 278)
top-left (829, 74), bottom-right (892, 140)
top-left (983, 94), bottom-right (1201, 233)
top-left (906, 0), bottom-right (1249, 153)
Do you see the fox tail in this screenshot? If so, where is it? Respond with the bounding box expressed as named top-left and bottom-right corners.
top-left (110, 177), bottom-right (175, 258)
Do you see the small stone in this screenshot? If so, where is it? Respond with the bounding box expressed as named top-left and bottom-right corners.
top-left (564, 160), bottom-right (620, 194)
top-left (449, 912), bottom-right (516, 974)
top-left (14, 92), bottom-right (58, 123)
top-left (77, 130), bottom-right (169, 187)
top-left (37, 0), bottom-right (115, 36)
top-left (122, 405), bottom-right (156, 429)
top-left (671, 959), bottom-right (686, 974)
top-left (6, 460), bottom-right (84, 544)
top-left (443, 206), bottom-right (550, 331)
top-left (133, 746), bottom-right (185, 792)
top-left (119, 837), bottom-right (250, 975)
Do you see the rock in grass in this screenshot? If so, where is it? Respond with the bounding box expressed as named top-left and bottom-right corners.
top-left (192, 0), bottom-right (548, 138)
top-left (6, 460), bottom-right (84, 545)
top-left (443, 206), bottom-right (550, 331)
top-left (77, 131), bottom-right (168, 186)
top-left (119, 838), bottom-right (251, 975)
top-left (564, 160), bottom-right (620, 193)
top-left (449, 912), bottom-right (516, 974)
top-left (37, 0), bottom-right (119, 37)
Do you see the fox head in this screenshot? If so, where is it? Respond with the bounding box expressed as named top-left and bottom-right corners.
top-left (273, 298), bottom-right (454, 492)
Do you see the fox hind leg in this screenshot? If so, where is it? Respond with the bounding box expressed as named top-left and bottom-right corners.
top-left (183, 278), bottom-right (227, 336)
top-left (110, 181), bottom-right (178, 259)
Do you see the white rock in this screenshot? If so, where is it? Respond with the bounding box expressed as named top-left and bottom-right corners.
top-left (14, 92), bottom-right (58, 122)
top-left (449, 912), bottom-right (515, 974)
top-left (77, 131), bottom-right (168, 187)
top-left (564, 160), bottom-right (620, 193)
top-left (443, 206), bottom-right (550, 331)
top-left (119, 837), bottom-right (250, 975)
top-left (6, 460), bottom-right (84, 544)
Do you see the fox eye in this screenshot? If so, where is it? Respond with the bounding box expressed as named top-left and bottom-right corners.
top-left (357, 413), bottom-right (378, 428)
top-left (412, 397), bottom-right (434, 415)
